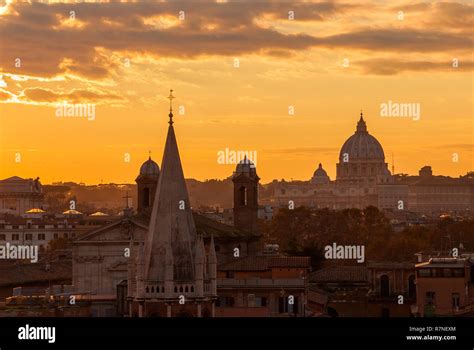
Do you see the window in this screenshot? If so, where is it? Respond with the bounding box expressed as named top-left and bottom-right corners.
top-left (37, 234), bottom-right (46, 241)
top-left (0, 234), bottom-right (5, 241)
top-left (255, 297), bottom-right (267, 307)
top-left (408, 275), bottom-right (416, 299)
top-left (452, 269), bottom-right (464, 277)
top-left (25, 234), bottom-right (33, 241)
top-left (441, 268), bottom-right (452, 277)
top-left (238, 186), bottom-right (247, 206)
top-left (143, 187), bottom-right (150, 208)
top-left (452, 293), bottom-right (460, 310)
top-left (380, 275), bottom-right (390, 297)
top-left (12, 234), bottom-right (19, 241)
top-left (216, 297), bottom-right (234, 307)
top-left (63, 233), bottom-right (68, 238)
top-left (418, 269), bottom-right (431, 277)
top-left (247, 294), bottom-right (255, 307)
top-left (278, 297), bottom-right (298, 314)
top-left (426, 292), bottom-right (436, 306)
top-left (225, 271), bottom-right (234, 278)
top-left (53, 233), bottom-right (59, 240)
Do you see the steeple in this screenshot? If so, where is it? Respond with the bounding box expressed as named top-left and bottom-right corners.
top-left (356, 111), bottom-right (367, 133)
top-left (144, 90), bottom-right (197, 283)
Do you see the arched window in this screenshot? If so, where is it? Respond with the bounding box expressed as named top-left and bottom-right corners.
top-left (151, 286), bottom-right (154, 293)
top-left (146, 287), bottom-right (149, 293)
top-left (161, 286), bottom-right (165, 293)
top-left (191, 286), bottom-right (194, 293)
top-left (143, 187), bottom-right (150, 207)
top-left (380, 275), bottom-right (390, 297)
top-left (185, 286), bottom-right (189, 293)
top-left (238, 186), bottom-right (247, 206)
top-left (179, 286), bottom-right (183, 293)
top-left (174, 286), bottom-right (178, 293)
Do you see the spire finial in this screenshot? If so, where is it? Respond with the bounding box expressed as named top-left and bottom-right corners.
top-left (168, 89), bottom-right (175, 125)
top-left (356, 110), bottom-right (367, 133)
top-left (148, 150), bottom-right (152, 160)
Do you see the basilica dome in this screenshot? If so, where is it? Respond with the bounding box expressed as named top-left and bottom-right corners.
top-left (339, 114), bottom-right (385, 162)
top-left (140, 157), bottom-right (160, 176)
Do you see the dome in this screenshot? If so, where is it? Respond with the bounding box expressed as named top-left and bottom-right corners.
top-left (313, 163), bottom-right (328, 178)
top-left (140, 157), bottom-right (160, 176)
top-left (339, 114), bottom-right (385, 162)
top-left (235, 156), bottom-right (257, 176)
top-left (311, 163), bottom-right (330, 184)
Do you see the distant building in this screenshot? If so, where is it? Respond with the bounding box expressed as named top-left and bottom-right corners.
top-left (415, 257), bottom-right (474, 316)
top-left (0, 176), bottom-right (44, 215)
top-left (260, 113), bottom-right (473, 217)
top-left (0, 215), bottom-right (106, 252)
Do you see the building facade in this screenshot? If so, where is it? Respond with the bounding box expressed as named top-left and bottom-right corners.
top-left (0, 176), bottom-right (44, 215)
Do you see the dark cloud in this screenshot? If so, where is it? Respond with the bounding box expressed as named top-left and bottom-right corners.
top-left (356, 58), bottom-right (474, 75)
top-left (20, 88), bottom-right (124, 104)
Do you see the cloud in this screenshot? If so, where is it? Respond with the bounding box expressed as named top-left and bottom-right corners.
top-left (19, 87), bottom-right (124, 104)
top-left (0, 88), bottom-right (15, 101)
top-left (0, 1), bottom-right (471, 81)
top-left (356, 58), bottom-right (474, 75)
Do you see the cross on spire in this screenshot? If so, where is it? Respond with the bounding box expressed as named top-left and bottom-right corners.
top-left (148, 150), bottom-right (152, 160)
top-left (168, 89), bottom-right (175, 125)
top-left (123, 190), bottom-right (132, 209)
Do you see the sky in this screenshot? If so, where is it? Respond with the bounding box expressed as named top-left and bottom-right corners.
top-left (0, 0), bottom-right (472, 184)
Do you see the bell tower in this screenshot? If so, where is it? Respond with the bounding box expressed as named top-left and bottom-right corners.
top-left (135, 154), bottom-right (160, 215)
top-left (232, 157), bottom-right (260, 233)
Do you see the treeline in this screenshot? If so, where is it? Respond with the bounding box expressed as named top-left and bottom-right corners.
top-left (263, 206), bottom-right (474, 267)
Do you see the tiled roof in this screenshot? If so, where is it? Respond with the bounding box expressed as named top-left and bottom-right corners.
top-left (133, 212), bottom-right (261, 239)
top-left (219, 255), bottom-right (311, 271)
top-left (0, 260), bottom-right (71, 287)
top-left (310, 266), bottom-right (368, 283)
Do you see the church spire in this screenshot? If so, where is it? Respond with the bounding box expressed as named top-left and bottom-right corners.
top-left (144, 90), bottom-right (197, 282)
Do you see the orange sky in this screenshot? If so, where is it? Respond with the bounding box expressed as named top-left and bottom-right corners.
top-left (0, 0), bottom-right (472, 184)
